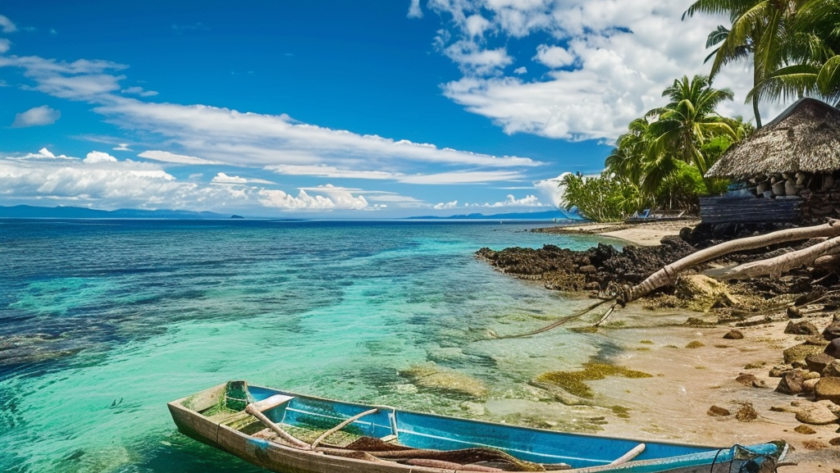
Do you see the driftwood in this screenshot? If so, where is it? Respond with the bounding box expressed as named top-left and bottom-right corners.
top-left (713, 236), bottom-right (840, 280)
top-left (616, 219), bottom-right (840, 305)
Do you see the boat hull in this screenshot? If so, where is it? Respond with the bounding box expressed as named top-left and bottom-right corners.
top-left (168, 384), bottom-right (786, 473)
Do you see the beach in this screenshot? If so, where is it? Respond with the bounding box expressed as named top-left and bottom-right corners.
top-left (533, 219), bottom-right (701, 247)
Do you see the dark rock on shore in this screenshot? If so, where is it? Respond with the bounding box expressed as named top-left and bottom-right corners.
top-left (786, 321), bottom-right (820, 336)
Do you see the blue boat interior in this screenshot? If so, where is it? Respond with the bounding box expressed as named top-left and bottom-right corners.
top-left (244, 385), bottom-right (780, 469)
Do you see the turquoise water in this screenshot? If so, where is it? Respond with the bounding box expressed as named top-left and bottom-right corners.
top-left (0, 220), bottom-right (617, 473)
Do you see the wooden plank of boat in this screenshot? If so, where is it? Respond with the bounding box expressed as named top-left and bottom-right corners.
top-left (168, 381), bottom-right (788, 473)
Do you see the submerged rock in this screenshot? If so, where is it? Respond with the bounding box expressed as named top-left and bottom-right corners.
top-left (399, 364), bottom-right (488, 399)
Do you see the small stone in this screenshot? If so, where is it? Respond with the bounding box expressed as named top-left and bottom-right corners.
top-left (794, 425), bottom-right (817, 434)
top-left (744, 361), bottom-right (766, 369)
top-left (707, 405), bottom-right (731, 416)
top-left (806, 353), bottom-right (835, 373)
top-left (723, 330), bottom-right (744, 340)
top-left (802, 440), bottom-right (828, 450)
top-left (735, 373), bottom-right (758, 386)
top-left (804, 371), bottom-right (821, 380)
top-left (769, 365), bottom-right (791, 377)
top-left (792, 360), bottom-right (809, 370)
top-left (735, 403), bottom-right (758, 422)
top-left (584, 282), bottom-right (600, 291)
top-left (824, 359), bottom-right (840, 377)
top-left (826, 339), bottom-right (840, 358)
top-left (815, 376), bottom-right (840, 404)
top-left (787, 306), bottom-right (803, 319)
top-left (776, 370), bottom-right (804, 395)
top-left (794, 402), bottom-right (839, 424)
top-left (830, 437), bottom-right (840, 446)
top-left (824, 322), bottom-right (840, 341)
top-left (686, 341), bottom-right (705, 349)
top-left (803, 378), bottom-right (819, 393)
top-left (785, 320), bottom-right (819, 336)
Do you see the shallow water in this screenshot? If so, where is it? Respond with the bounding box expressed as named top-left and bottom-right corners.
top-left (0, 220), bottom-right (619, 473)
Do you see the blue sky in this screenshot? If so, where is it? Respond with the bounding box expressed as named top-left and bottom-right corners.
top-left (0, 1), bottom-right (772, 217)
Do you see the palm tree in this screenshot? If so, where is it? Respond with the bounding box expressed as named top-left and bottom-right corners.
top-left (605, 118), bottom-right (650, 183)
top-left (684, 0), bottom-right (807, 128)
top-left (747, 0), bottom-right (840, 105)
top-left (645, 75), bottom-right (736, 189)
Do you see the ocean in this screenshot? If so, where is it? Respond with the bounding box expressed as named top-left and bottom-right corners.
top-left (0, 219), bottom-right (618, 473)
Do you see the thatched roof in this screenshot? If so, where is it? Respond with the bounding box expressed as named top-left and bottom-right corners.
top-left (705, 98), bottom-right (840, 179)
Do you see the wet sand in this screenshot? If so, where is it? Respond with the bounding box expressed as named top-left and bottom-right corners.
top-left (491, 306), bottom-right (840, 472)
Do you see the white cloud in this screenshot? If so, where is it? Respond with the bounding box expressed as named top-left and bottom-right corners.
top-left (534, 174), bottom-right (565, 208)
top-left (0, 38), bottom-right (10, 54)
top-left (258, 186), bottom-right (368, 210)
top-left (113, 143), bottom-right (132, 151)
top-left (443, 40), bottom-right (513, 75)
top-left (122, 86), bottom-right (158, 97)
top-left (0, 55), bottom-right (127, 100)
top-left (513, 66), bottom-right (527, 74)
top-left (429, 0), bottom-right (790, 141)
top-left (268, 164), bottom-right (399, 180)
top-left (486, 194), bottom-right (543, 207)
top-left (137, 150), bottom-right (217, 165)
top-left (212, 172), bottom-right (274, 185)
top-left (0, 14), bottom-right (16, 33)
top-left (434, 200), bottom-right (458, 210)
top-left (12, 105), bottom-right (61, 127)
top-left (83, 151), bottom-right (118, 163)
top-left (533, 45), bottom-right (575, 68)
top-left (18, 148), bottom-right (73, 160)
top-left (399, 170), bottom-right (523, 184)
top-left (408, 0), bottom-right (423, 18)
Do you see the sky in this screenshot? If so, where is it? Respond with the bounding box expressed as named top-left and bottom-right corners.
top-left (0, 0), bottom-right (787, 217)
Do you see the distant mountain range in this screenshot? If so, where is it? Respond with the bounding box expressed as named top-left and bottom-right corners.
top-left (0, 205), bottom-right (241, 219)
top-left (408, 209), bottom-right (582, 221)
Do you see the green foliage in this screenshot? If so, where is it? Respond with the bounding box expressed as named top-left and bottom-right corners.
top-left (560, 173), bottom-right (648, 222)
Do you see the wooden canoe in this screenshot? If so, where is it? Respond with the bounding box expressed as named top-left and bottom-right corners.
top-left (168, 381), bottom-right (787, 473)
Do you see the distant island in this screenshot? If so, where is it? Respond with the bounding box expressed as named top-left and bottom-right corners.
top-left (407, 209), bottom-right (582, 221)
top-left (0, 205), bottom-right (242, 219)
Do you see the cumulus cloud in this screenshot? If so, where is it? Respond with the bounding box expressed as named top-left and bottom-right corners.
top-left (19, 148), bottom-right (72, 160)
top-left (113, 143), bottom-right (132, 151)
top-left (434, 200), bottom-right (458, 210)
top-left (12, 105), bottom-right (61, 127)
top-left (258, 186), bottom-right (368, 210)
top-left (534, 174), bottom-right (565, 208)
top-left (407, 0), bottom-right (423, 18)
top-left (212, 172), bottom-right (274, 185)
top-left (429, 0), bottom-right (790, 141)
top-left (513, 66), bottom-right (527, 74)
top-left (137, 150), bottom-right (217, 165)
top-left (443, 40), bottom-right (513, 75)
top-left (486, 194), bottom-right (543, 207)
top-left (0, 14), bottom-right (16, 33)
top-left (533, 45), bottom-right (575, 68)
top-left (83, 151), bottom-right (118, 163)
top-left (0, 38), bottom-right (10, 54)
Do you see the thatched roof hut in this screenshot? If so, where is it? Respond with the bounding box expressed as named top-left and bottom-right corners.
top-left (705, 98), bottom-right (840, 179)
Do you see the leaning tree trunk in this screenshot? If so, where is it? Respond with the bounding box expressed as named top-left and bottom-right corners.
top-left (713, 236), bottom-right (840, 280)
top-left (617, 219), bottom-right (840, 305)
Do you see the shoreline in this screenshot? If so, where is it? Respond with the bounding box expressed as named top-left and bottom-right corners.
top-left (533, 219), bottom-right (701, 247)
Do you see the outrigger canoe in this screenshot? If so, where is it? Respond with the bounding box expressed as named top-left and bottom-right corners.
top-left (168, 381), bottom-right (787, 473)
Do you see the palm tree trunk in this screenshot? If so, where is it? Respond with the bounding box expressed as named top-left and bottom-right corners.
top-left (713, 236), bottom-right (840, 280)
top-left (752, 94), bottom-right (763, 129)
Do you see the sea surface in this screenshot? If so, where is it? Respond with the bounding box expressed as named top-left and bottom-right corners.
top-left (0, 219), bottom-right (619, 473)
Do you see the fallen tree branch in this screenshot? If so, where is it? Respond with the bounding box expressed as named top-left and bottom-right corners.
top-left (616, 219), bottom-right (840, 305)
top-left (713, 236), bottom-right (840, 280)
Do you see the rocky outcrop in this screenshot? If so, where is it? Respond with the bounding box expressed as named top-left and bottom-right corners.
top-left (815, 377), bottom-right (840, 404)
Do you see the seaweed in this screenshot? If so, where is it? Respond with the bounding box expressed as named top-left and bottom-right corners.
top-left (535, 363), bottom-right (652, 399)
